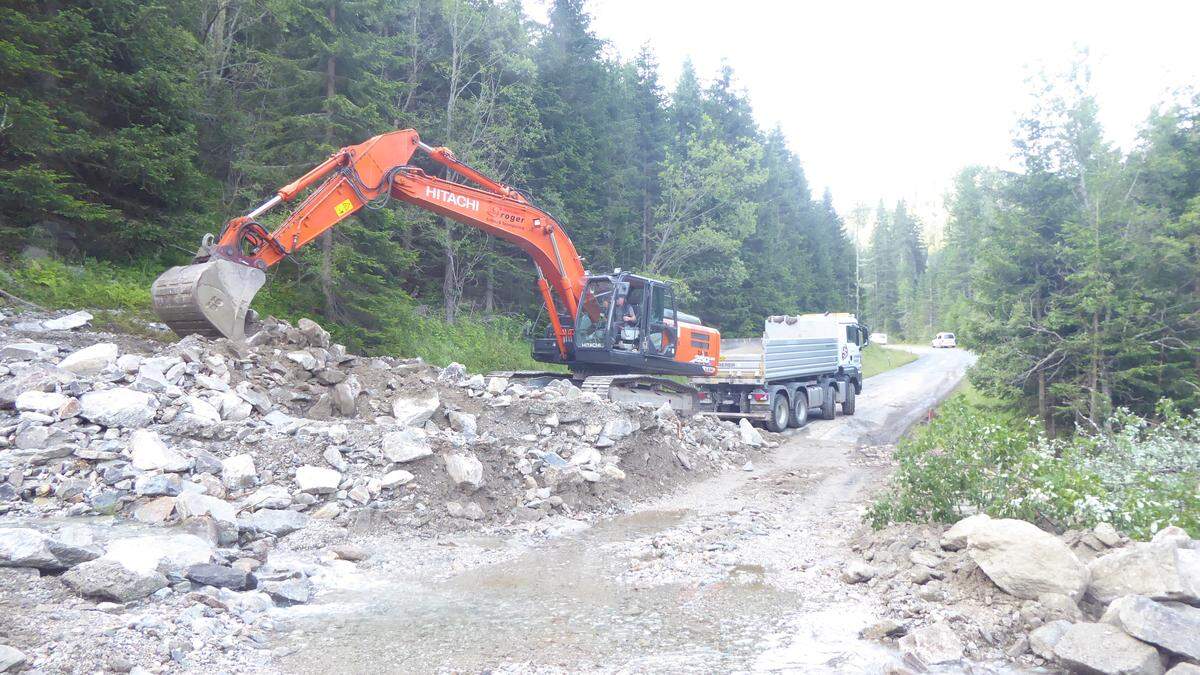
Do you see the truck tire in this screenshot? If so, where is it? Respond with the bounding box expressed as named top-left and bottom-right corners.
top-left (789, 390), bottom-right (809, 428)
top-left (820, 383), bottom-right (836, 420)
top-left (766, 392), bottom-right (790, 432)
top-left (842, 380), bottom-right (856, 415)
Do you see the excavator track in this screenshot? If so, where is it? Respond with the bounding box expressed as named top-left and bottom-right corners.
top-left (580, 374), bottom-right (699, 416)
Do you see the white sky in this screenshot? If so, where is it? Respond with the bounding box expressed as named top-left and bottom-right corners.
top-left (523, 0), bottom-right (1200, 239)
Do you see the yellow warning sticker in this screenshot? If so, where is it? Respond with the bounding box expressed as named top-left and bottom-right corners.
top-left (334, 198), bottom-right (354, 217)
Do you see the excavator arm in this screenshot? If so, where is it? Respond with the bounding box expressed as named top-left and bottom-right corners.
top-left (152, 129), bottom-right (586, 354)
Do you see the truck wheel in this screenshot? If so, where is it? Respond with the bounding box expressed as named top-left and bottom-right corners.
top-left (789, 391), bottom-right (809, 428)
top-left (766, 392), bottom-right (790, 432)
top-left (842, 380), bottom-right (856, 415)
top-left (820, 383), bottom-right (836, 420)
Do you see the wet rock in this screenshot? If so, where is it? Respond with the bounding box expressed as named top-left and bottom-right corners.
top-left (0, 528), bottom-right (59, 570)
top-left (444, 452), bottom-right (484, 490)
top-left (940, 513), bottom-right (992, 551)
top-left (0, 645), bottom-right (27, 673)
top-left (380, 428), bottom-right (432, 463)
top-left (1052, 622), bottom-right (1164, 675)
top-left (102, 533), bottom-right (215, 577)
top-left (966, 517), bottom-right (1088, 600)
top-left (391, 392), bottom-right (440, 427)
top-left (134, 473), bottom-right (182, 497)
top-left (58, 342), bottom-right (118, 375)
top-left (221, 454), bottom-right (257, 489)
top-left (1100, 595), bottom-right (1200, 661)
top-left (80, 388), bottom-right (158, 428)
top-left (42, 310), bottom-right (93, 330)
top-left (1029, 619), bottom-right (1072, 660)
top-left (897, 622), bottom-right (964, 666)
top-left (129, 429), bottom-right (191, 472)
top-left (738, 418), bottom-right (763, 447)
top-left (1088, 541), bottom-right (1200, 604)
top-left (295, 466), bottom-right (341, 494)
top-left (186, 563), bottom-right (255, 590)
top-left (242, 509), bottom-right (308, 537)
top-left (861, 619), bottom-right (907, 640)
top-left (245, 484), bottom-right (291, 510)
top-left (62, 558), bottom-right (169, 602)
top-left (381, 469), bottom-right (414, 489)
top-left (175, 493), bottom-right (238, 543)
top-left (261, 578), bottom-right (313, 605)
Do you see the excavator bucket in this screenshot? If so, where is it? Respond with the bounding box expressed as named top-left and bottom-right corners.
top-left (151, 259), bottom-right (266, 341)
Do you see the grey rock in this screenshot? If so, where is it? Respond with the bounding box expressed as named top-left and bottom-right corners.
top-left (221, 454), bottom-right (257, 489)
top-left (1029, 619), bottom-right (1072, 660)
top-left (261, 578), bottom-right (313, 605)
top-left (897, 622), bottom-right (964, 666)
top-left (62, 558), bottom-right (168, 602)
top-left (129, 429), bottom-right (191, 472)
top-left (447, 410), bottom-right (477, 436)
top-left (380, 428), bottom-right (432, 463)
top-left (1167, 665), bottom-right (1200, 675)
top-left (286, 350), bottom-right (319, 371)
top-left (940, 513), bottom-right (992, 551)
top-left (297, 318), bottom-right (331, 348)
top-left (14, 390), bottom-right (71, 415)
top-left (102, 533), bottom-right (215, 578)
top-left (80, 388), bottom-right (158, 428)
top-left (0, 528), bottom-right (60, 570)
top-left (242, 509), bottom-right (308, 537)
top-left (738, 418), bottom-right (763, 447)
top-left (244, 484), bottom-right (291, 510)
top-left (966, 517), bottom-right (1089, 600)
top-left (58, 342), bottom-right (118, 375)
top-left (860, 619), bottom-right (906, 640)
top-left (295, 466), bottom-right (341, 494)
top-left (42, 310), bottom-right (93, 330)
top-left (1, 341), bottom-right (57, 361)
top-left (841, 560), bottom-right (875, 584)
top-left (380, 469), bottom-right (414, 489)
top-left (189, 448), bottom-right (224, 475)
top-left (444, 453), bottom-right (484, 490)
top-left (89, 490), bottom-right (124, 515)
top-left (1100, 595), bottom-right (1200, 661)
top-left (1038, 592), bottom-right (1084, 622)
top-left (1094, 522), bottom-right (1122, 547)
top-left (0, 645), bottom-right (27, 673)
top-left (323, 446), bottom-right (348, 472)
top-left (1089, 541), bottom-right (1200, 604)
top-left (186, 563), bottom-right (255, 590)
top-left (332, 375), bottom-right (362, 417)
top-left (1053, 622), bottom-right (1164, 675)
top-left (391, 392), bottom-right (440, 427)
top-left (602, 416), bottom-right (636, 440)
top-left (134, 473), bottom-right (182, 497)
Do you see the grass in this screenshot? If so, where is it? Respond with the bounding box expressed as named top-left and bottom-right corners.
top-left (861, 344), bottom-right (919, 378)
top-left (0, 256), bottom-right (548, 373)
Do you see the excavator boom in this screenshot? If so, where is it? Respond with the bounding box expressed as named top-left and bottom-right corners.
top-left (151, 128), bottom-right (720, 386)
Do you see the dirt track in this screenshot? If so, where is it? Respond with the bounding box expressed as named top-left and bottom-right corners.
top-left (273, 347), bottom-right (975, 673)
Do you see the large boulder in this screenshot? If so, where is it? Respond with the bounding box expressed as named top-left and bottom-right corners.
top-left (14, 390), bottom-right (71, 416)
top-left (79, 388), bottom-right (157, 428)
top-left (62, 558), bottom-right (168, 602)
top-left (1029, 619), bottom-right (1073, 660)
top-left (941, 513), bottom-right (994, 551)
top-left (897, 622), bottom-right (964, 666)
top-left (1088, 541), bottom-right (1200, 604)
top-left (380, 428), bottom-right (432, 463)
top-left (738, 418), bottom-right (764, 447)
top-left (57, 342), bottom-right (118, 375)
top-left (1052, 622), bottom-right (1164, 675)
top-left (966, 518), bottom-right (1089, 600)
top-left (1101, 595), bottom-right (1200, 661)
top-left (391, 392), bottom-right (440, 427)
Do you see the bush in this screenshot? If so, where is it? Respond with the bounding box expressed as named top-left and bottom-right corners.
top-left (869, 394), bottom-right (1200, 540)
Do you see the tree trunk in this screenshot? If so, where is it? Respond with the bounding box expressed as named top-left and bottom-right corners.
top-left (319, 2), bottom-right (339, 320)
top-left (484, 265), bottom-right (495, 313)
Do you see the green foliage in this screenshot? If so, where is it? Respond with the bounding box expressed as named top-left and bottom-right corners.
top-left (869, 389), bottom-right (1200, 540)
top-left (3, 257), bottom-right (154, 313)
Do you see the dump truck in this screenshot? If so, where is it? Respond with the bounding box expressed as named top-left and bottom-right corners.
top-left (692, 313), bottom-right (869, 431)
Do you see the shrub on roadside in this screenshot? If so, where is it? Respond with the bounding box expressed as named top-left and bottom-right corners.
top-left (869, 396), bottom-right (1200, 540)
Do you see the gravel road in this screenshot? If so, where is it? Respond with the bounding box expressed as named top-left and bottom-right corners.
top-left (276, 347), bottom-right (975, 673)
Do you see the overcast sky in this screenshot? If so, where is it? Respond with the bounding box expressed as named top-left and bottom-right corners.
top-left (524, 0), bottom-right (1200, 237)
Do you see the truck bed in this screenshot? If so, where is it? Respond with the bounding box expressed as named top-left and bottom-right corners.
top-left (694, 336), bottom-right (839, 385)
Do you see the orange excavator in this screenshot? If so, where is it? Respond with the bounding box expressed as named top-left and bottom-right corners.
top-left (151, 129), bottom-right (719, 409)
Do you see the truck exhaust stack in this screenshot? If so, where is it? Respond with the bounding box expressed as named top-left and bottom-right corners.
top-left (151, 259), bottom-right (265, 341)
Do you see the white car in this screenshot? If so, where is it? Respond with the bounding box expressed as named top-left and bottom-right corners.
top-left (931, 332), bottom-right (957, 349)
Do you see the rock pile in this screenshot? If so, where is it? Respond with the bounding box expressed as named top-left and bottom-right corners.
top-left (0, 308), bottom-right (764, 672)
top-left (850, 514), bottom-right (1200, 674)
